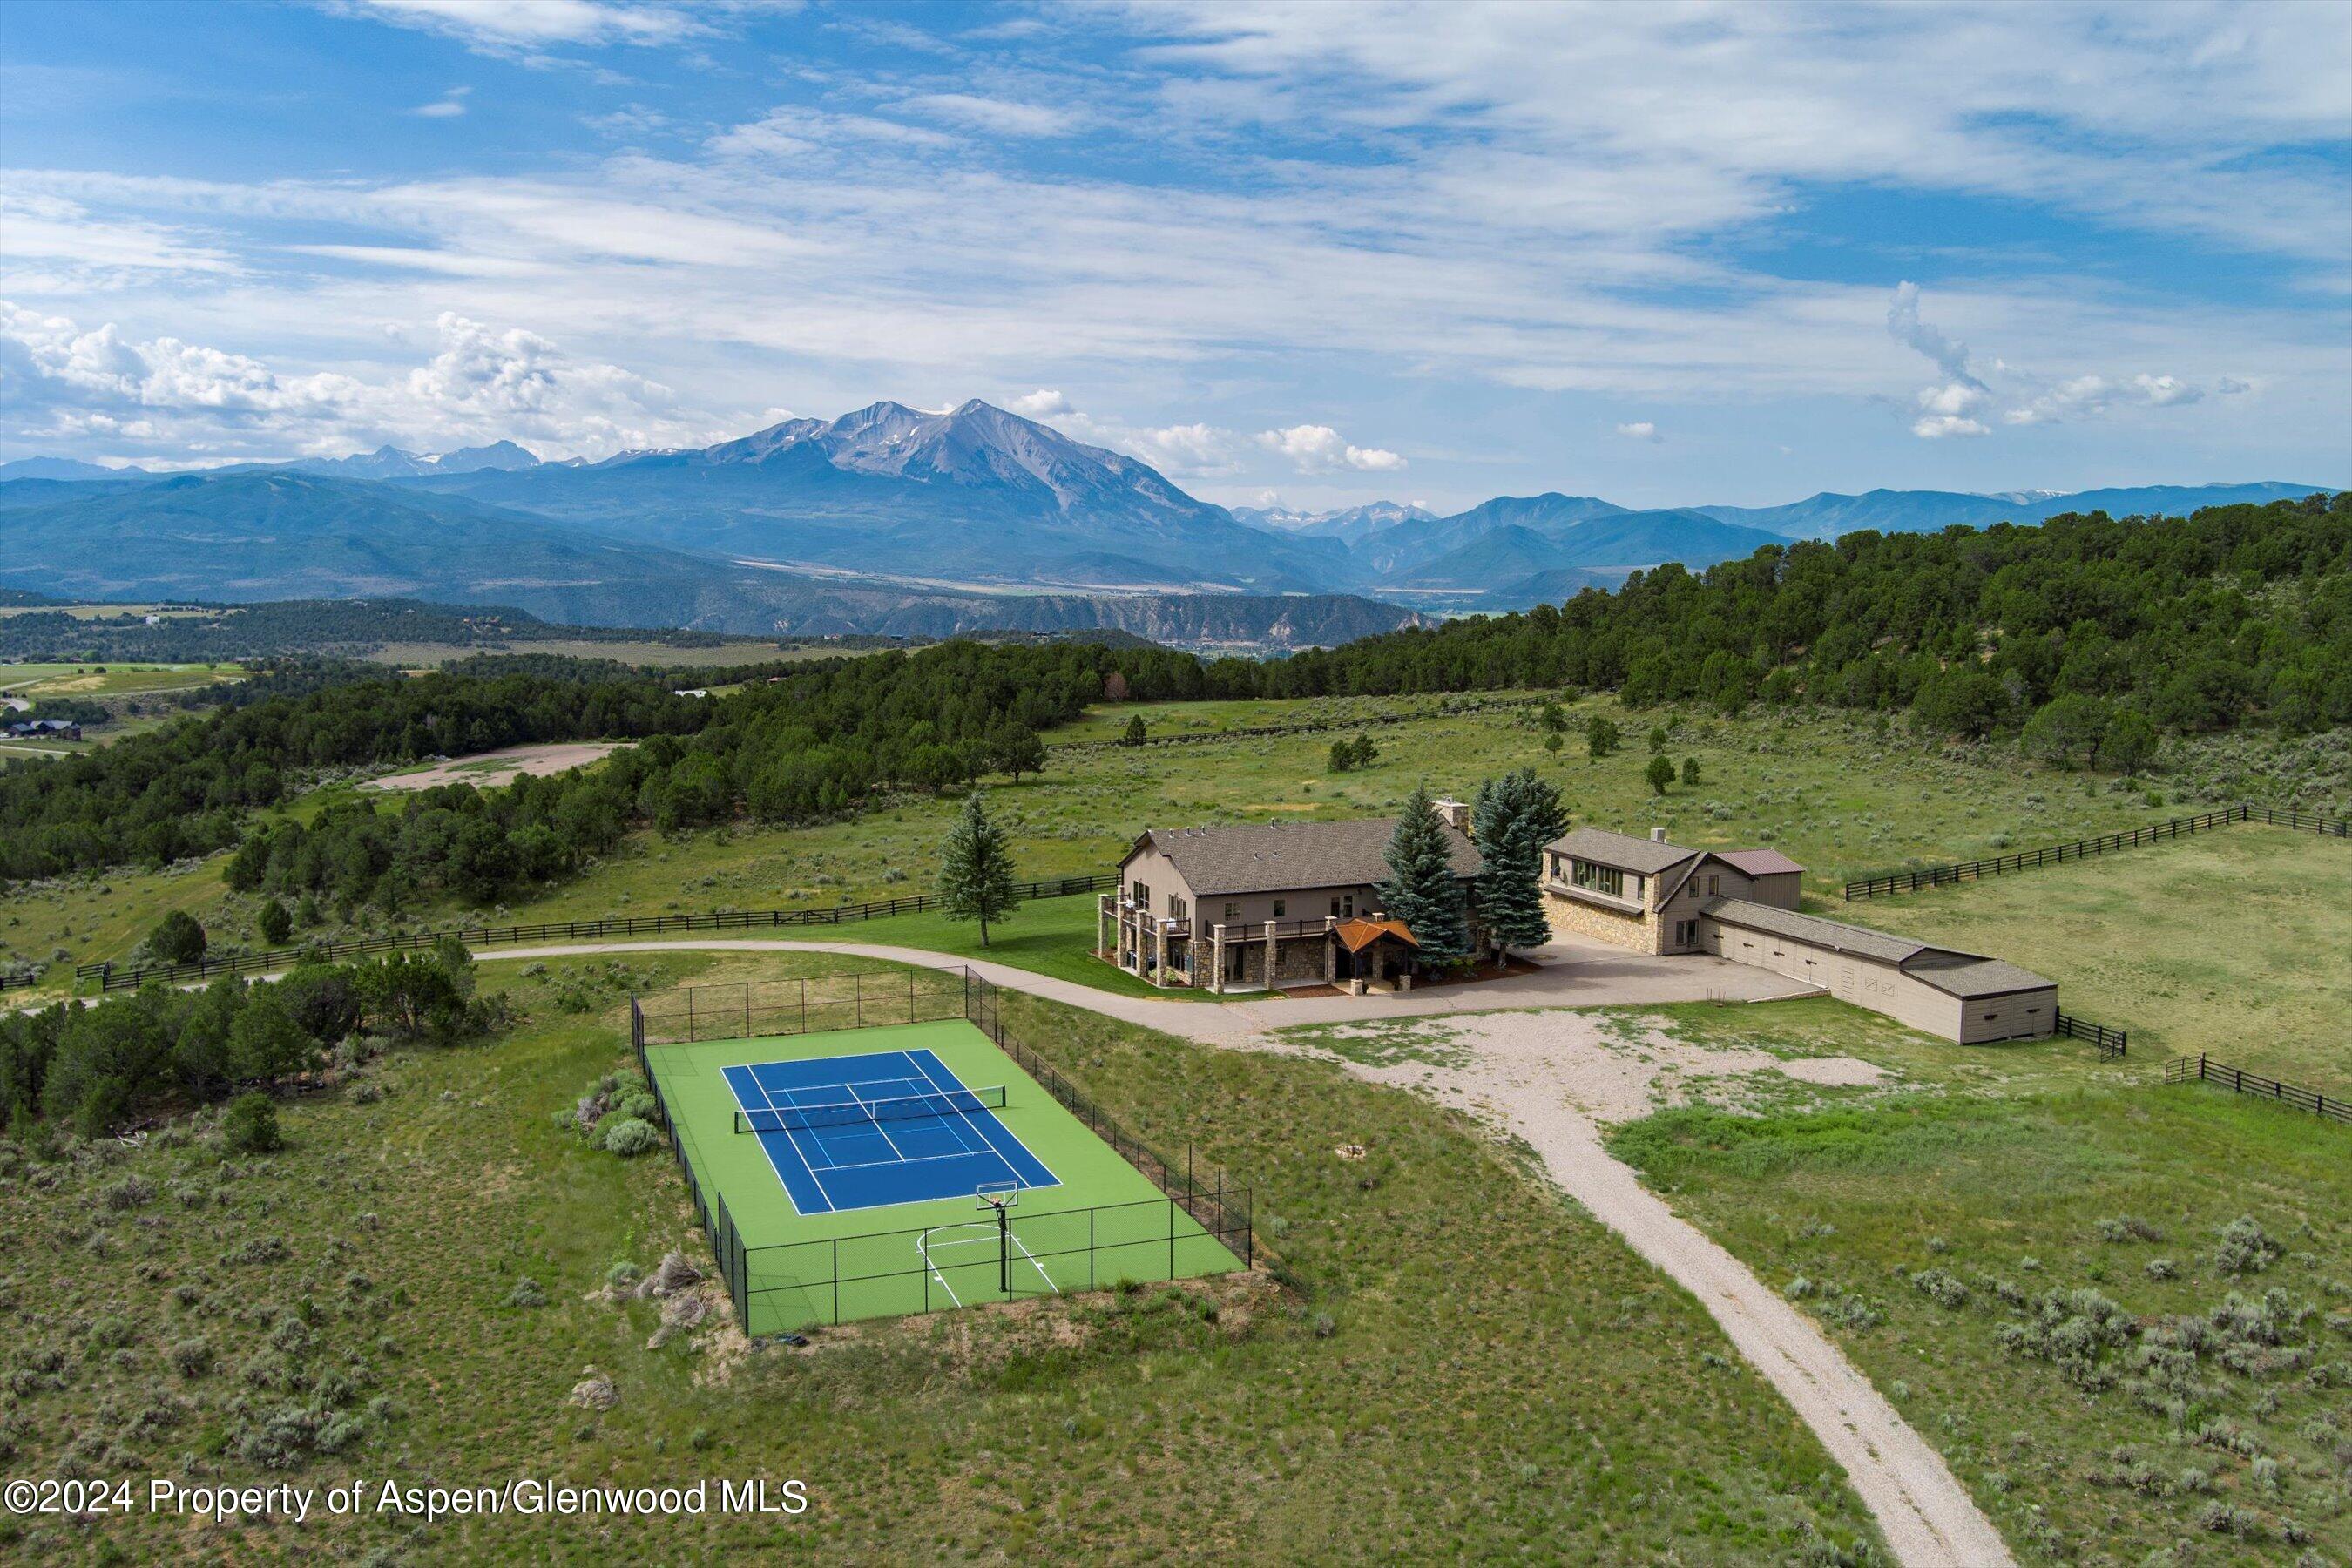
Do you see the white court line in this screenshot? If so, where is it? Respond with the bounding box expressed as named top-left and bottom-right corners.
top-left (814, 1146), bottom-right (1010, 1172)
top-left (909, 1050), bottom-right (1050, 1187)
top-left (787, 1077), bottom-right (925, 1173)
top-left (732, 1068), bottom-right (844, 1213)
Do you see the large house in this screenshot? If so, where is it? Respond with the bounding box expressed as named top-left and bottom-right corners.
top-left (1103, 814), bottom-right (1483, 992)
top-left (1542, 826), bottom-right (1805, 953)
top-left (1542, 824), bottom-right (2055, 1043)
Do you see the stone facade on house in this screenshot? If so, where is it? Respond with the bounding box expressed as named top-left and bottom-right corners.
top-left (1102, 812), bottom-right (1482, 992)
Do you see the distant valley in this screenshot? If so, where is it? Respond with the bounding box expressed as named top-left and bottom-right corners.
top-left (0, 399), bottom-right (2330, 643)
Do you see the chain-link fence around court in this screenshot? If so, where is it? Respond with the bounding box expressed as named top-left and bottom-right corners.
top-left (631, 965), bottom-right (1256, 1335)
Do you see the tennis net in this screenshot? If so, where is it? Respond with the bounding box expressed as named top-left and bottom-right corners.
top-left (733, 1084), bottom-right (1008, 1135)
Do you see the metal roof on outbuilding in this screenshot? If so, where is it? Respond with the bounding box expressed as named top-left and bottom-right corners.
top-left (1702, 897), bottom-right (2055, 997)
top-left (1700, 897), bottom-right (1928, 964)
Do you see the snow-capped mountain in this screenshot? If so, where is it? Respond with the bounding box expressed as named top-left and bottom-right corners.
top-left (411, 400), bottom-right (1349, 592)
top-left (1231, 500), bottom-right (1437, 545)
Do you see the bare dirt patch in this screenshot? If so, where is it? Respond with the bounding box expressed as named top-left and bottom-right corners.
top-left (1287, 1009), bottom-right (1888, 1123)
top-left (362, 740), bottom-right (628, 792)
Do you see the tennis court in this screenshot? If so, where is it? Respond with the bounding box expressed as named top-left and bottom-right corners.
top-left (637, 1005), bottom-right (1250, 1333)
top-left (721, 1047), bottom-right (1058, 1214)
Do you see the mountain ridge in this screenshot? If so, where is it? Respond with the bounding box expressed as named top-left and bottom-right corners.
top-left (1, 401), bottom-right (2334, 626)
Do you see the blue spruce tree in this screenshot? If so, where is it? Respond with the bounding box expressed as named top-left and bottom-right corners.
top-left (1376, 783), bottom-right (1472, 966)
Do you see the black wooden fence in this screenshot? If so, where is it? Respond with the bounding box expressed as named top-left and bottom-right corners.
top-left (1843, 802), bottom-right (2347, 900)
top-left (2052, 1010), bottom-right (2126, 1058)
top-left (0, 973), bottom-right (34, 992)
top-left (78, 872), bottom-right (1120, 992)
top-left (2163, 1055), bottom-right (2348, 1125)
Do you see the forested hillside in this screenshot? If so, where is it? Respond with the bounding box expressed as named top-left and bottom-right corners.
top-left (1262, 494), bottom-right (2352, 740)
top-left (2, 496), bottom-right (2340, 910)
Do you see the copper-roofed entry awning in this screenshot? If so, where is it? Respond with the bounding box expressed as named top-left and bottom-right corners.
top-left (1334, 917), bottom-right (1417, 954)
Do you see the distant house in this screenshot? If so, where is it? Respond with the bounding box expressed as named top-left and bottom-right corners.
top-left (1104, 813), bottom-right (1484, 991)
top-left (1541, 823), bottom-right (2053, 1043)
top-left (3, 719), bottom-right (81, 741)
top-left (1542, 826), bottom-right (1804, 954)
top-left (671, 688), bottom-right (712, 699)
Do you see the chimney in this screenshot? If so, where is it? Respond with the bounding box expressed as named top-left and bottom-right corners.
top-left (1432, 798), bottom-right (1471, 834)
top-left (1650, 827), bottom-right (1668, 843)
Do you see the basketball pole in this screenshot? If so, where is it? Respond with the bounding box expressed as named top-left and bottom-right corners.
top-left (997, 1201), bottom-right (1011, 1295)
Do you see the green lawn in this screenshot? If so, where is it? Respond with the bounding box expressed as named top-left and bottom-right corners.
top-left (645, 1014), bottom-right (1239, 1331)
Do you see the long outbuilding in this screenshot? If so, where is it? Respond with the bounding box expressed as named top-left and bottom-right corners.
top-left (1699, 897), bottom-right (2057, 1044)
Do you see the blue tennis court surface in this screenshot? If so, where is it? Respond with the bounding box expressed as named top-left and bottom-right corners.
top-left (722, 1048), bottom-right (1059, 1215)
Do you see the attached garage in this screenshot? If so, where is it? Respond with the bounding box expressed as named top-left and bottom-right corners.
top-left (1700, 897), bottom-right (2057, 1044)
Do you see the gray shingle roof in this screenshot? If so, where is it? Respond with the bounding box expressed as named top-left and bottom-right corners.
top-left (1713, 848), bottom-right (1807, 877)
top-left (1544, 826), bottom-right (1700, 876)
top-left (1700, 897), bottom-right (1926, 963)
top-left (1903, 952), bottom-right (2056, 998)
top-left (1142, 817), bottom-right (1480, 897)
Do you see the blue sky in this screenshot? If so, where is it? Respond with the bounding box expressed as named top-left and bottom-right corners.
top-left (2, 0), bottom-right (2346, 510)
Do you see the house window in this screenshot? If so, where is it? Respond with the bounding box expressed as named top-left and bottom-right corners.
top-left (1343, 893), bottom-right (1355, 918)
top-left (1170, 896), bottom-right (1187, 921)
top-left (1272, 899), bottom-right (1286, 918)
top-left (1571, 861), bottom-right (1625, 897)
top-left (1131, 880), bottom-right (1150, 908)
top-left (1706, 875), bottom-right (1720, 896)
top-left (1223, 902), bottom-right (1239, 921)
top-left (1673, 920), bottom-right (1697, 946)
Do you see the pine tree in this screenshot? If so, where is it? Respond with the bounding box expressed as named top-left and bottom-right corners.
top-left (1375, 783), bottom-right (1471, 966)
top-left (1472, 769), bottom-right (1568, 958)
top-left (938, 790), bottom-right (1020, 947)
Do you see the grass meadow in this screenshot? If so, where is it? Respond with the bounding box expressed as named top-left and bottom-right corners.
top-left (0, 951), bottom-right (1885, 1562)
top-left (1599, 997), bottom-right (2352, 1564)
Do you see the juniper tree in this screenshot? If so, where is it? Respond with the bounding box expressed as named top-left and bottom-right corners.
top-left (939, 790), bottom-right (1020, 948)
top-left (1471, 768), bottom-right (1569, 957)
top-left (1375, 783), bottom-right (1472, 966)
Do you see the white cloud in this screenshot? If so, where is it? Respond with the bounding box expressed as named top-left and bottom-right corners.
top-left (1124, 421), bottom-right (1238, 472)
top-left (0, 301), bottom-right (716, 462)
top-left (409, 87), bottom-right (471, 118)
top-left (1912, 414), bottom-right (1990, 440)
top-left (2002, 370), bottom-right (2217, 426)
top-left (331, 0), bottom-right (706, 50)
top-left (1256, 423), bottom-right (1404, 472)
top-left (900, 92), bottom-right (1075, 138)
top-left (1009, 388), bottom-right (1071, 417)
top-left (1614, 421), bottom-right (1659, 443)
top-left (2132, 372), bottom-right (2200, 407)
